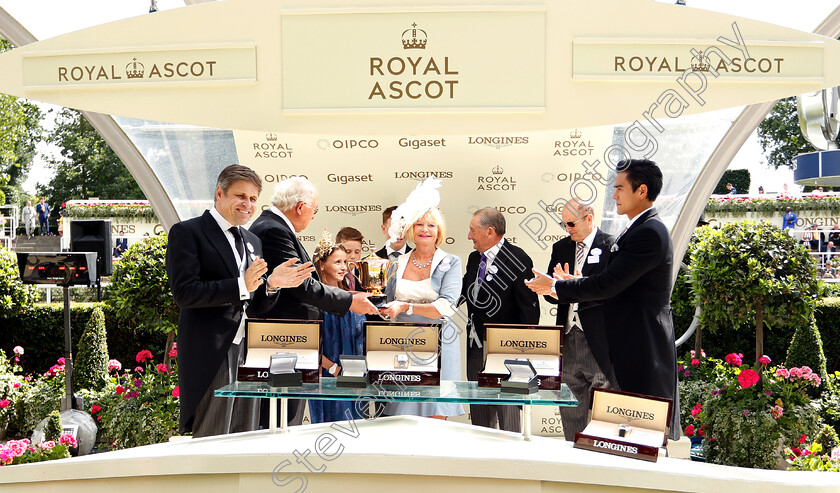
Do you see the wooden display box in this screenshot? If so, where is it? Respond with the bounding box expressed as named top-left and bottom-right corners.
top-left (574, 388), bottom-right (674, 462)
top-left (477, 324), bottom-right (563, 390)
top-left (238, 319), bottom-right (321, 384)
top-left (365, 321), bottom-right (441, 386)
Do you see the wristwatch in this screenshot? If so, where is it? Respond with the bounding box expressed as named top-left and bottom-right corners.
top-left (406, 303), bottom-right (414, 315)
top-left (328, 363), bottom-right (338, 375)
top-left (550, 281), bottom-right (557, 296)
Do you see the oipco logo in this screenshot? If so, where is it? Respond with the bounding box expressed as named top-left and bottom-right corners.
top-left (555, 172), bottom-right (604, 182)
top-left (264, 173), bottom-right (308, 183)
top-left (495, 206), bottom-right (527, 215)
top-left (317, 139), bottom-right (379, 150)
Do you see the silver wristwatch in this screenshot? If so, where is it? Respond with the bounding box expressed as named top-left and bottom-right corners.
top-left (406, 303), bottom-right (414, 315)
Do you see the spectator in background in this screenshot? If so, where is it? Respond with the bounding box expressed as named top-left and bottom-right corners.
top-left (57, 210), bottom-right (64, 237)
top-left (21, 200), bottom-right (35, 238)
top-left (336, 226), bottom-right (364, 291)
top-left (758, 185), bottom-right (765, 194)
top-left (782, 207), bottom-right (797, 231)
top-left (726, 183), bottom-right (737, 195)
top-left (35, 198), bottom-right (50, 235)
top-left (828, 223), bottom-right (840, 246)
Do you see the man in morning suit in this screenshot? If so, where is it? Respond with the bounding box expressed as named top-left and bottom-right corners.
top-left (249, 177), bottom-right (379, 425)
top-left (543, 199), bottom-right (617, 441)
top-left (461, 208), bottom-right (540, 431)
top-left (526, 159), bottom-right (680, 439)
top-left (167, 165), bottom-right (314, 437)
top-left (374, 206), bottom-right (412, 259)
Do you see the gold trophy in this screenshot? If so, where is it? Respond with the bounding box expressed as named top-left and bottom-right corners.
top-left (357, 256), bottom-right (391, 307)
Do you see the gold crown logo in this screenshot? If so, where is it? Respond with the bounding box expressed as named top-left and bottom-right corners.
top-left (570, 129), bottom-right (582, 139)
top-left (402, 23), bottom-right (427, 50)
top-left (492, 165), bottom-right (504, 175)
top-left (690, 52), bottom-right (710, 72)
top-left (125, 58), bottom-right (145, 79)
top-left (266, 132), bottom-right (278, 142)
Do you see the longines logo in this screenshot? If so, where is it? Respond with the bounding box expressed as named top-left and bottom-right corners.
top-left (499, 339), bottom-right (547, 352)
top-left (398, 138), bottom-right (447, 149)
top-left (259, 334), bottom-right (307, 348)
top-left (477, 165), bottom-right (517, 191)
top-left (298, 235), bottom-right (316, 242)
top-left (57, 57), bottom-right (218, 82)
top-left (264, 174), bottom-right (308, 183)
top-left (253, 133), bottom-right (293, 159)
top-left (368, 23), bottom-right (459, 101)
top-left (327, 173), bottom-right (373, 184)
top-left (554, 129), bottom-right (595, 157)
top-left (393, 170), bottom-right (453, 181)
top-left (592, 440), bottom-right (638, 455)
top-left (317, 139), bottom-right (379, 150)
top-left (379, 337), bottom-right (427, 350)
top-left (376, 374), bottom-right (421, 383)
top-left (467, 136), bottom-right (529, 149)
top-left (324, 204), bottom-right (382, 216)
top-left (605, 406), bottom-right (655, 422)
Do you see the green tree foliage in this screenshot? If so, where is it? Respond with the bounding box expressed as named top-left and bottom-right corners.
top-left (0, 38), bottom-right (43, 205)
top-left (74, 306), bottom-right (109, 391)
top-left (38, 108), bottom-right (145, 208)
top-left (108, 234), bottom-right (177, 364)
top-left (713, 169), bottom-right (750, 195)
top-left (757, 97), bottom-right (825, 170)
top-left (43, 410), bottom-right (62, 442)
top-left (786, 322), bottom-right (828, 383)
top-left (690, 222), bottom-right (821, 365)
top-left (0, 245), bottom-right (38, 318)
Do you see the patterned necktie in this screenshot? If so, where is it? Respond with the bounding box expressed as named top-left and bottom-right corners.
top-left (576, 241), bottom-right (586, 271)
top-left (476, 253), bottom-right (488, 285)
top-left (389, 250), bottom-right (401, 261)
top-left (229, 226), bottom-right (244, 261)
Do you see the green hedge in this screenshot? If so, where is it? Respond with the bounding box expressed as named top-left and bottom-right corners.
top-left (674, 297), bottom-right (840, 373)
top-left (713, 169), bottom-right (750, 195)
top-left (0, 303), bottom-right (166, 374)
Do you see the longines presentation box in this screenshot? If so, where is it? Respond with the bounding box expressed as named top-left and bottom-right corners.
top-left (365, 321), bottom-right (441, 386)
top-left (574, 388), bottom-right (674, 462)
top-left (238, 319), bottom-right (321, 384)
top-left (477, 325), bottom-right (563, 390)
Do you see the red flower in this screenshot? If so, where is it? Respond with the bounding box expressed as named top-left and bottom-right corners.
top-left (691, 358), bottom-right (700, 366)
top-left (685, 424), bottom-right (695, 436)
top-left (724, 353), bottom-right (743, 366)
top-left (0, 399), bottom-right (10, 408)
top-left (737, 368), bottom-right (760, 388)
top-left (758, 355), bottom-right (771, 365)
top-left (91, 405), bottom-right (100, 414)
top-left (698, 426), bottom-right (706, 437)
top-left (156, 363), bottom-right (168, 374)
top-left (800, 433), bottom-right (807, 444)
top-left (168, 349), bottom-right (177, 358)
top-left (136, 350), bottom-right (154, 363)
top-left (115, 385), bottom-right (125, 394)
top-left (172, 386), bottom-right (180, 397)
top-left (57, 357), bottom-right (66, 365)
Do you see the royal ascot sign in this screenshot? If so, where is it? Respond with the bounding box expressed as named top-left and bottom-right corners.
top-left (22, 45), bottom-right (256, 90)
top-left (0, 0), bottom-right (838, 133)
top-left (280, 12), bottom-right (545, 110)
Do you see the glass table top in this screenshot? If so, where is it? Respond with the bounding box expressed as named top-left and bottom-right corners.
top-left (216, 380), bottom-right (577, 407)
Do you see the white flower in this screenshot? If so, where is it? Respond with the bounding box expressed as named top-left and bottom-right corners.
top-left (438, 257), bottom-right (451, 272)
top-left (590, 248), bottom-right (602, 256)
top-left (488, 265), bottom-right (499, 274)
top-left (246, 243), bottom-right (255, 253)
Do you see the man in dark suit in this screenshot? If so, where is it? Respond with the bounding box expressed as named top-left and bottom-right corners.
top-left (527, 159), bottom-right (680, 439)
top-left (374, 206), bottom-right (412, 260)
top-left (249, 176), bottom-right (378, 424)
top-left (543, 199), bottom-right (617, 441)
top-left (35, 198), bottom-right (50, 235)
top-left (461, 207), bottom-right (540, 432)
top-left (167, 165), bottom-right (314, 437)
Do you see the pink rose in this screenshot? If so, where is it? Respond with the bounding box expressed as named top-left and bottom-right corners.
top-left (775, 368), bottom-right (790, 379)
top-left (691, 358), bottom-right (700, 366)
top-left (58, 434), bottom-right (77, 448)
top-left (725, 353), bottom-right (743, 366)
top-left (108, 359), bottom-right (122, 372)
top-left (0, 399), bottom-right (10, 409)
top-left (168, 349), bottom-right (177, 358)
top-left (156, 363), bottom-right (168, 374)
top-left (738, 368), bottom-right (760, 388)
top-left (172, 386), bottom-right (180, 397)
top-left (57, 357), bottom-right (65, 365)
top-left (759, 355), bottom-right (771, 365)
top-left (12, 346), bottom-right (23, 356)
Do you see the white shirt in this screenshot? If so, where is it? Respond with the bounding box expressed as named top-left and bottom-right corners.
top-left (479, 237), bottom-right (506, 276)
top-left (385, 243), bottom-right (409, 257)
top-left (567, 227), bottom-right (599, 333)
top-left (624, 206), bottom-right (654, 232)
top-left (209, 207), bottom-right (250, 343)
top-left (269, 205), bottom-right (297, 234)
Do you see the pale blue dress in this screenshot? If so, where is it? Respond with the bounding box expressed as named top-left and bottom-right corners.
top-left (383, 248), bottom-right (465, 417)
